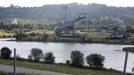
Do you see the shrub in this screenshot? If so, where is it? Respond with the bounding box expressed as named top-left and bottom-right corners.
top-left (44, 52), bottom-right (55, 64)
top-left (70, 50), bottom-right (84, 67)
top-left (28, 55), bottom-right (33, 62)
top-left (0, 47), bottom-right (11, 59)
top-left (66, 60), bottom-right (71, 65)
top-left (86, 53), bottom-right (105, 69)
top-left (30, 48), bottom-right (43, 62)
top-left (16, 54), bottom-right (21, 60)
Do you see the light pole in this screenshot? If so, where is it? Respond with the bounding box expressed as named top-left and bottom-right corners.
top-left (123, 49), bottom-right (128, 75)
top-left (13, 48), bottom-right (16, 75)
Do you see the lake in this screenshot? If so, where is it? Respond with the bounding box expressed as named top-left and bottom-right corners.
top-left (0, 38), bottom-right (134, 73)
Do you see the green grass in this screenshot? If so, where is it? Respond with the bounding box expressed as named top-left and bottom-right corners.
top-left (79, 32), bottom-right (134, 45)
top-left (122, 47), bottom-right (134, 52)
top-left (0, 59), bottom-right (132, 75)
top-left (0, 71), bottom-right (40, 75)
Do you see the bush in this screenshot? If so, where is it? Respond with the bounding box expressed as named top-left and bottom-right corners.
top-left (86, 53), bottom-right (105, 69)
top-left (0, 47), bottom-right (11, 59)
top-left (70, 50), bottom-right (84, 67)
top-left (66, 60), bottom-right (71, 65)
top-left (28, 55), bottom-right (33, 62)
top-left (15, 54), bottom-right (27, 61)
top-left (16, 54), bottom-right (21, 60)
top-left (16, 54), bottom-right (20, 58)
top-left (44, 52), bottom-right (55, 64)
top-left (30, 48), bottom-right (43, 62)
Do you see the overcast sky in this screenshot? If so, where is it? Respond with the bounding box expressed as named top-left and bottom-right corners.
top-left (0, 0), bottom-right (134, 7)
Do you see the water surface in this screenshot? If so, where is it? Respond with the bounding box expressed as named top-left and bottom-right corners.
top-left (0, 38), bottom-right (134, 73)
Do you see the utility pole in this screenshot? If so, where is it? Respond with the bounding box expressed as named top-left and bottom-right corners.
top-left (13, 48), bottom-right (16, 75)
top-left (123, 50), bottom-right (128, 75)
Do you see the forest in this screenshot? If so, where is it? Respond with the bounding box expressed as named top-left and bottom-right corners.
top-left (0, 3), bottom-right (134, 25)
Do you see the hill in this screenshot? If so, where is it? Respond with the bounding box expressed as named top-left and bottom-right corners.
top-left (0, 3), bottom-right (134, 25)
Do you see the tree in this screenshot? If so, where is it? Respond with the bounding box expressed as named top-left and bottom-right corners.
top-left (0, 47), bottom-right (11, 59)
top-left (30, 48), bottom-right (43, 62)
top-left (15, 30), bottom-right (27, 40)
top-left (44, 52), bottom-right (55, 64)
top-left (86, 54), bottom-right (105, 69)
top-left (70, 50), bottom-right (84, 67)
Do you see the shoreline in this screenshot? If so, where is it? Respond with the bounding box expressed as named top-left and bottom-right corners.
top-left (6, 39), bottom-right (134, 45)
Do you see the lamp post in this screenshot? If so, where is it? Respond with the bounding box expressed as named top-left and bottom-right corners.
top-left (123, 49), bottom-right (128, 75)
top-left (13, 48), bottom-right (16, 75)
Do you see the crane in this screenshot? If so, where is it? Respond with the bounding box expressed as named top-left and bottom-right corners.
top-left (55, 14), bottom-right (86, 37)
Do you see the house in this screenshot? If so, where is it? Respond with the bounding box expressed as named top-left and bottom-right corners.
top-left (12, 18), bottom-right (18, 25)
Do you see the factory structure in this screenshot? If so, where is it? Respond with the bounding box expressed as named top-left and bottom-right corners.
top-left (55, 14), bottom-right (86, 37)
top-left (55, 6), bottom-right (86, 37)
top-left (107, 21), bottom-right (127, 39)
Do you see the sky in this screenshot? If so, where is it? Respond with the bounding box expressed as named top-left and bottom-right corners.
top-left (0, 0), bottom-right (134, 7)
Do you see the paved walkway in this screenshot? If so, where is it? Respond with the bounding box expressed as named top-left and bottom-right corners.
top-left (0, 64), bottom-right (72, 75)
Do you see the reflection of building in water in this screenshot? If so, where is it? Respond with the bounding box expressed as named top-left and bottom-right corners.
top-left (12, 18), bottom-right (18, 25)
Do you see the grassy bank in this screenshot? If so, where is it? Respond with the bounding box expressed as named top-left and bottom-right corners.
top-left (0, 71), bottom-right (40, 75)
top-left (14, 30), bottom-right (134, 45)
top-left (122, 47), bottom-right (134, 53)
top-left (0, 59), bottom-right (132, 75)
